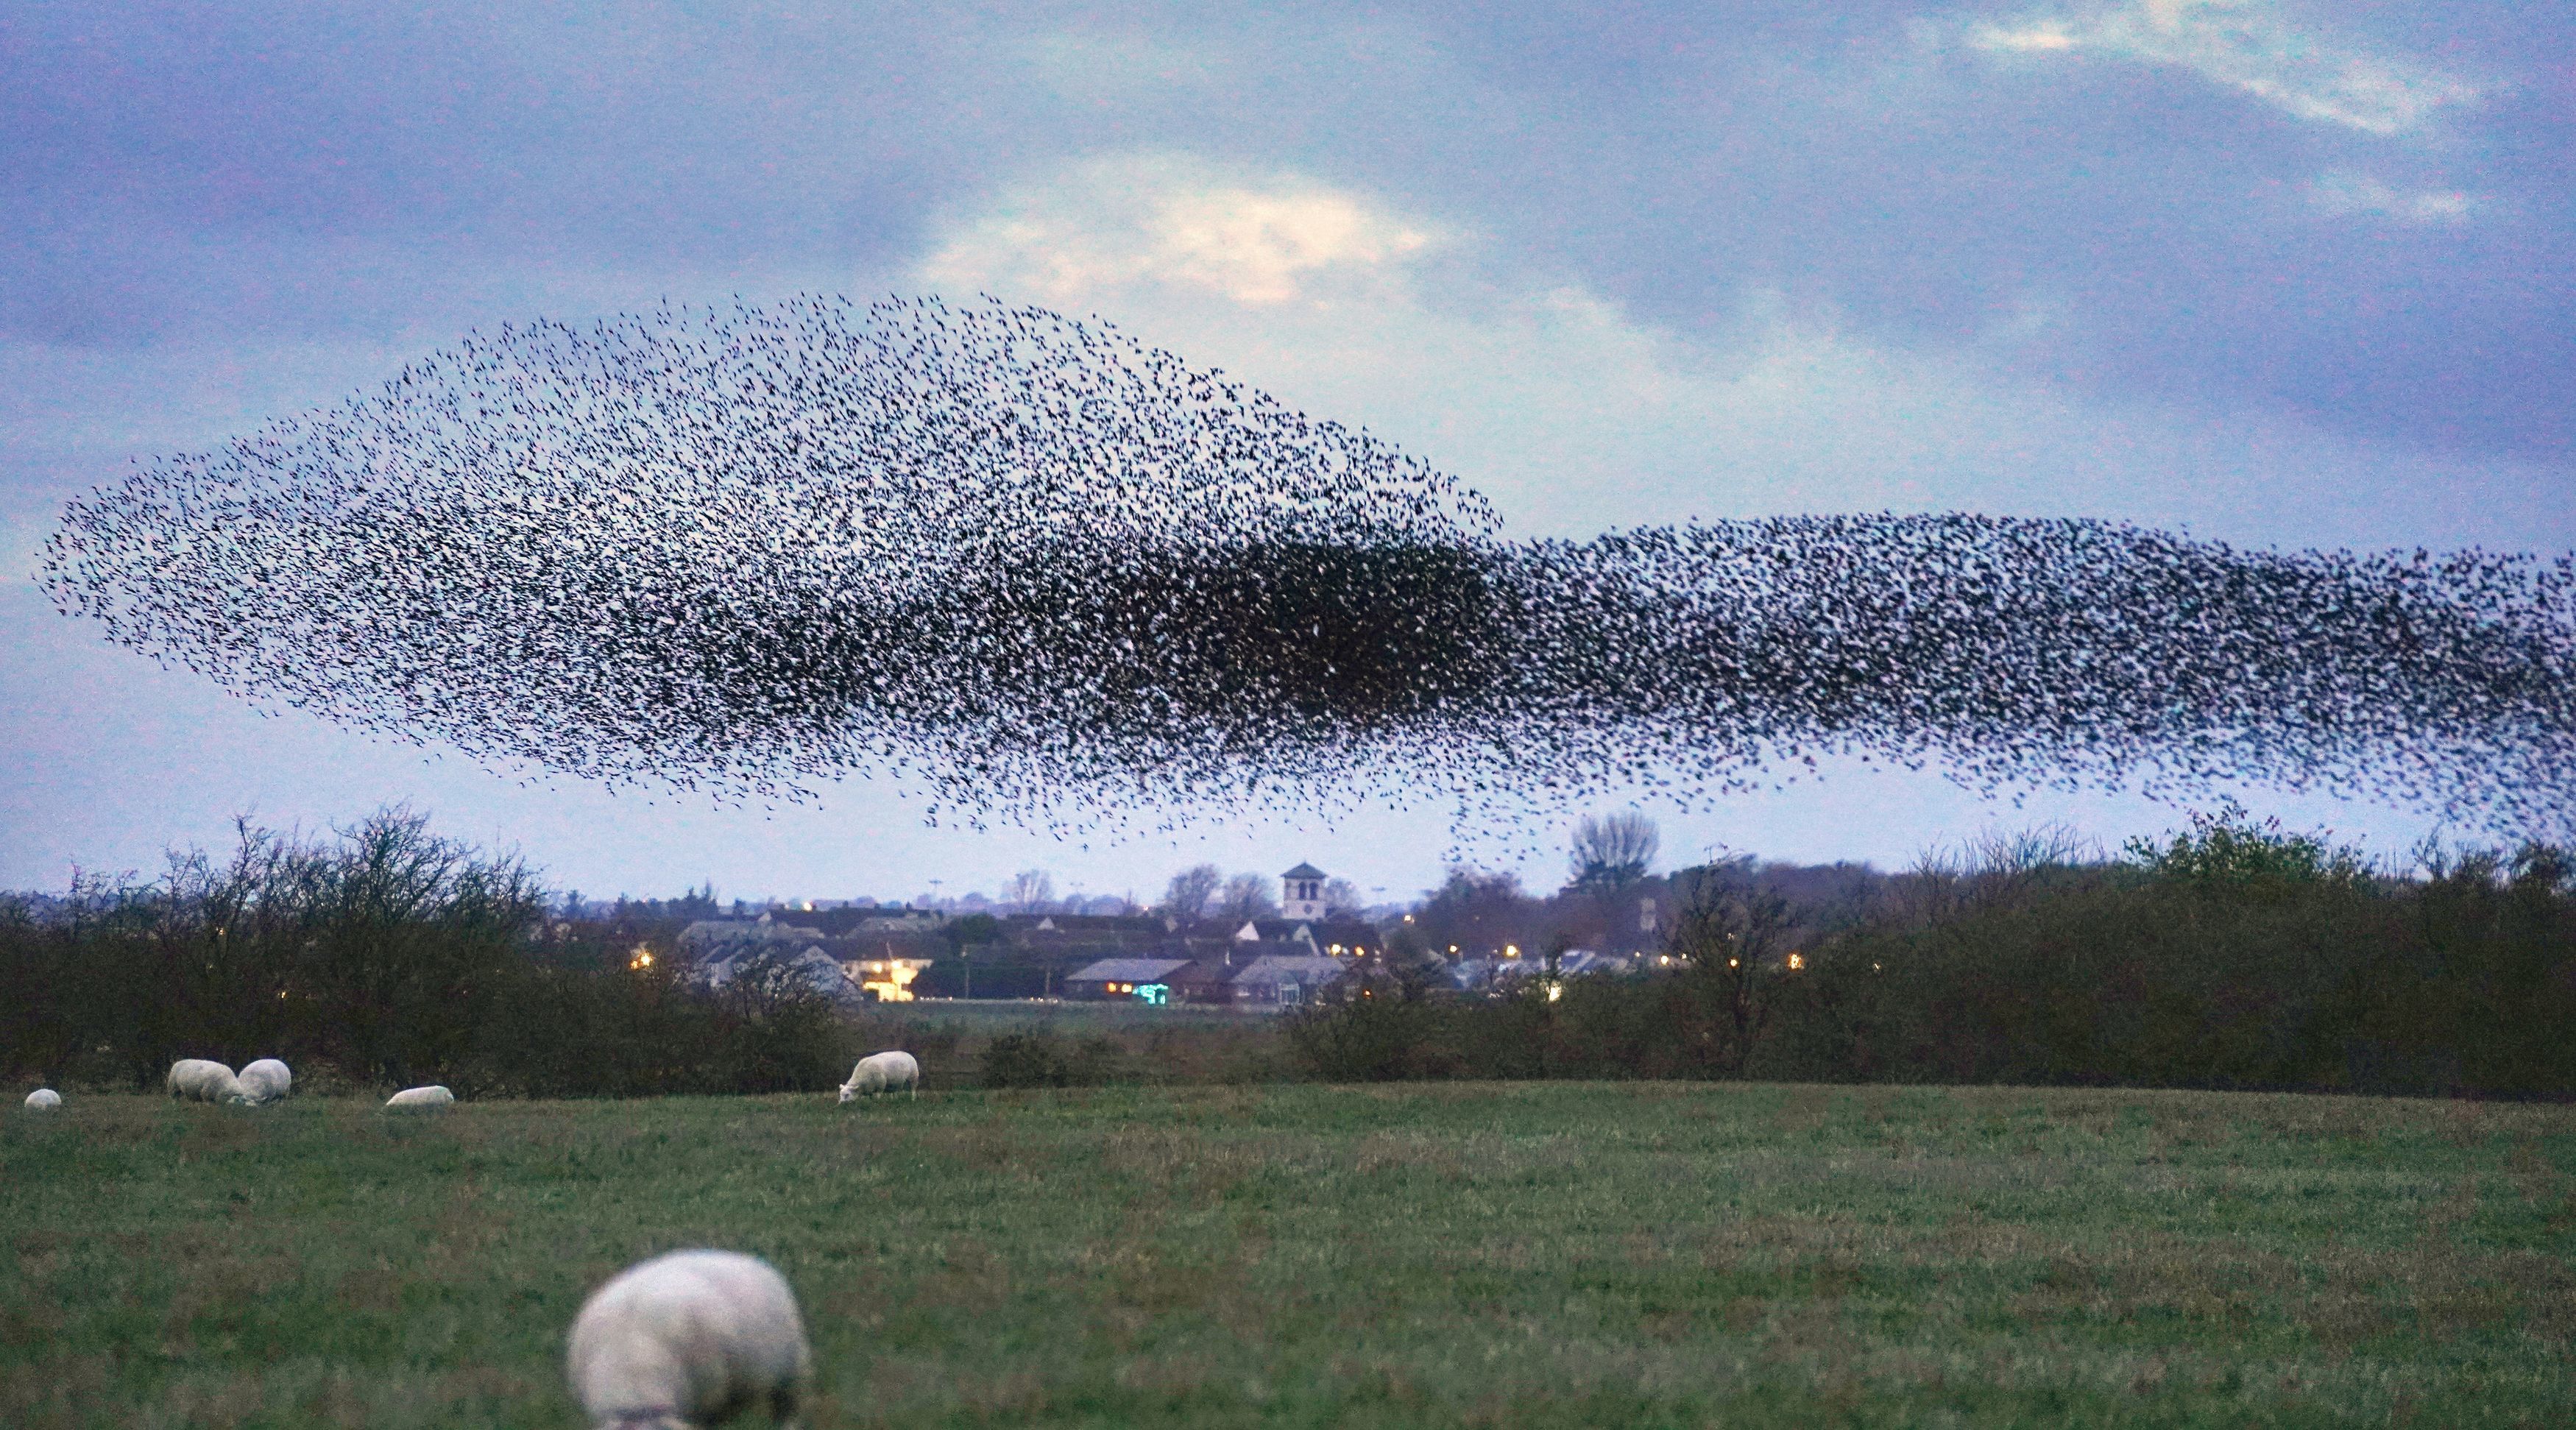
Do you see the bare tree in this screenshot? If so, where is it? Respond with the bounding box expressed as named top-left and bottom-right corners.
top-left (1160, 863), bottom-right (1223, 921)
top-left (1003, 868), bottom-right (1055, 913)
top-left (1568, 811), bottom-right (1660, 893)
top-left (1322, 877), bottom-right (1365, 918)
top-left (1216, 871), bottom-right (1281, 923)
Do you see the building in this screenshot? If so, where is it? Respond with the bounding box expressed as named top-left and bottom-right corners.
top-left (1281, 863), bottom-right (1328, 921)
top-left (1065, 957), bottom-right (1194, 1002)
top-left (1231, 954), bottom-right (1349, 1008)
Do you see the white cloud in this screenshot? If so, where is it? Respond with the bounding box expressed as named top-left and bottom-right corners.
top-left (916, 150), bottom-right (2571, 552)
top-left (919, 152), bottom-right (1438, 308)
top-left (1972, 0), bottom-right (2485, 136)
top-left (2306, 170), bottom-right (2477, 223)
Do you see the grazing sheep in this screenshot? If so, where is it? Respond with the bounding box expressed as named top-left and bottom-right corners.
top-left (383, 1085), bottom-right (455, 1108)
top-left (233, 1058), bottom-right (292, 1105)
top-left (837, 1050), bottom-right (920, 1103)
top-left (166, 1058), bottom-right (242, 1103)
top-left (24, 1089), bottom-right (61, 1110)
top-left (567, 1249), bottom-right (812, 1430)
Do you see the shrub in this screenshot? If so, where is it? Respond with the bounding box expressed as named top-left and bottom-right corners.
top-left (982, 1031), bottom-right (1073, 1089)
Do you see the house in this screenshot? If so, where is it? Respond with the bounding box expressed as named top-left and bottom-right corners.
top-left (1228, 916), bottom-right (1381, 959)
top-left (1161, 958), bottom-right (1239, 1005)
top-left (692, 941), bottom-right (866, 1008)
top-left (1065, 957), bottom-right (1194, 1002)
top-left (1231, 954), bottom-right (1349, 1008)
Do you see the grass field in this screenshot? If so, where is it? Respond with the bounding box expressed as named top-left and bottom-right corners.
top-left (6, 1083), bottom-right (2573, 1428)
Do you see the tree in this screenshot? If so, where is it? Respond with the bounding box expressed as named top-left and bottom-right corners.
top-left (1322, 877), bottom-right (1366, 918)
top-left (1664, 854), bottom-right (1792, 1075)
top-left (1216, 872), bottom-right (1281, 923)
top-left (1003, 868), bottom-right (1056, 913)
top-left (1412, 866), bottom-right (1534, 956)
top-left (1160, 864), bottom-right (1224, 921)
top-left (1568, 811), bottom-right (1660, 893)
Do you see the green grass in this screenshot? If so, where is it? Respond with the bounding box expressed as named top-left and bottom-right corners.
top-left (6, 1083), bottom-right (2573, 1427)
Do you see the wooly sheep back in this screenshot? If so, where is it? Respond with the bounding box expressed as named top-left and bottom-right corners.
top-left (567, 1248), bottom-right (813, 1430)
top-left (167, 1059), bottom-right (242, 1102)
top-left (838, 1050), bottom-right (920, 1102)
top-left (24, 1089), bottom-right (61, 1110)
top-left (384, 1085), bottom-right (456, 1108)
top-left (234, 1058), bottom-right (292, 1105)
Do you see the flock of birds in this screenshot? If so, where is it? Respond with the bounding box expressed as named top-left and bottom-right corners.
top-left (38, 293), bottom-right (2576, 840)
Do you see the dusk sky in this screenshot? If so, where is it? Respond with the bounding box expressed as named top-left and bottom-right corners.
top-left (6, 1), bottom-right (2570, 905)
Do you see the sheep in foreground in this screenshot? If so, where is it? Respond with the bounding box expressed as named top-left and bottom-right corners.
top-left (384, 1085), bottom-right (455, 1108)
top-left (24, 1089), bottom-right (61, 1110)
top-left (167, 1058), bottom-right (242, 1102)
top-left (837, 1050), bottom-right (919, 1102)
top-left (567, 1248), bottom-right (812, 1430)
top-left (233, 1058), bottom-right (292, 1105)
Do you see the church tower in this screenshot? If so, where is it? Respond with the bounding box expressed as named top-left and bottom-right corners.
top-left (1281, 863), bottom-right (1327, 921)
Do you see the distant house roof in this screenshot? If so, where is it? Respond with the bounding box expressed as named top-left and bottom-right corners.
top-left (1067, 958), bottom-right (1194, 984)
top-left (1282, 862), bottom-right (1327, 880)
top-left (694, 942), bottom-right (864, 1005)
top-left (1231, 955), bottom-right (1348, 985)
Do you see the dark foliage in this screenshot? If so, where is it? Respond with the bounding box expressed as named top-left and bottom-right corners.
top-left (0, 814), bottom-right (857, 1097)
top-left (40, 295), bottom-right (2575, 840)
top-left (1295, 817), bottom-right (2576, 1099)
top-left (980, 1030), bottom-right (1124, 1089)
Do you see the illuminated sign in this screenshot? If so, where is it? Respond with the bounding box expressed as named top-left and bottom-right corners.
top-left (1136, 983), bottom-right (1170, 1005)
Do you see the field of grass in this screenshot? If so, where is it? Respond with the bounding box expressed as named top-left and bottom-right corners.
top-left (6, 1082), bottom-right (2573, 1427)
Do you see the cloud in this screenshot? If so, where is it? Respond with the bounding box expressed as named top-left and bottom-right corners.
top-left (2305, 171), bottom-right (2478, 223)
top-left (915, 151), bottom-right (2572, 553)
top-left (1972, 0), bottom-right (2485, 136)
top-left (920, 153), bottom-right (1438, 308)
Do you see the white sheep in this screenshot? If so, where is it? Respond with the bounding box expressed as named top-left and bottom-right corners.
top-left (567, 1248), bottom-right (813, 1430)
top-left (837, 1050), bottom-right (919, 1103)
top-left (233, 1058), bottom-right (292, 1105)
top-left (24, 1088), bottom-right (61, 1110)
top-left (166, 1058), bottom-right (243, 1103)
top-left (384, 1085), bottom-right (456, 1108)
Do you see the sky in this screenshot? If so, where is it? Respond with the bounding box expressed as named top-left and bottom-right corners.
top-left (4, 1), bottom-right (2571, 905)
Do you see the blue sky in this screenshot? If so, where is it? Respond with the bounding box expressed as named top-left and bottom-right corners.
top-left (5, 1), bottom-right (2569, 903)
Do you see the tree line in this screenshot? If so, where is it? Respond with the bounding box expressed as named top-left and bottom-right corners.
top-left (0, 813), bottom-right (853, 1097)
top-left (1292, 809), bottom-right (2576, 1100)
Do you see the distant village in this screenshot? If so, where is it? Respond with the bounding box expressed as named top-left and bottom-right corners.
top-left (563, 824), bottom-right (1888, 1013)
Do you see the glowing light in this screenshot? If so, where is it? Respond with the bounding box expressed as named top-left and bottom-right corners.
top-left (1728, 958), bottom-right (1739, 969)
top-left (853, 956), bottom-right (928, 1002)
top-left (1545, 983), bottom-right (1563, 1002)
top-left (1786, 952), bottom-right (1805, 971)
top-left (629, 947), bottom-right (654, 970)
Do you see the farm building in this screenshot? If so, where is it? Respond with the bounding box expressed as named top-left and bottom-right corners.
top-left (1065, 957), bottom-right (1194, 1002)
